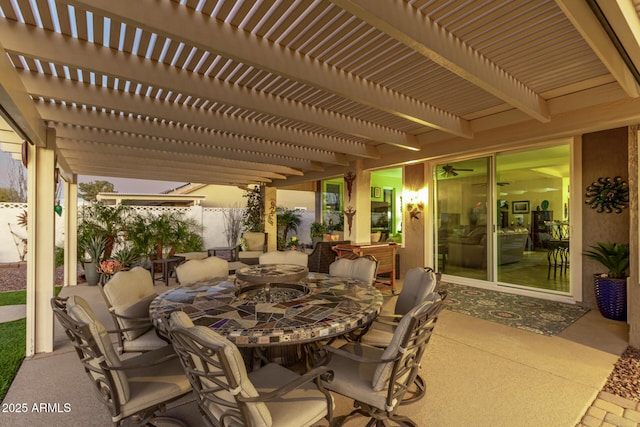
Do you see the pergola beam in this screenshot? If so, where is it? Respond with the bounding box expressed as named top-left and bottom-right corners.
top-left (55, 137), bottom-right (301, 177)
top-left (19, 72), bottom-right (379, 160)
top-left (35, 102), bottom-right (349, 166)
top-left (52, 123), bottom-right (321, 172)
top-left (556, 0), bottom-right (640, 97)
top-left (67, 0), bottom-right (471, 139)
top-left (0, 22), bottom-right (420, 150)
top-left (0, 38), bottom-right (47, 146)
top-left (332, 0), bottom-right (550, 122)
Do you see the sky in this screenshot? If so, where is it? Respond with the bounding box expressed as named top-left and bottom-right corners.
top-left (0, 150), bottom-right (185, 194)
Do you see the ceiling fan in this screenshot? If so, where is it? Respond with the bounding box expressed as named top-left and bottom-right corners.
top-left (440, 164), bottom-right (474, 177)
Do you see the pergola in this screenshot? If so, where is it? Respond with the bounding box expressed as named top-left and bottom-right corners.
top-left (0, 0), bottom-right (639, 354)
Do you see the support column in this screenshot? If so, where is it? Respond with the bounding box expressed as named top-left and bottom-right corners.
top-left (401, 163), bottom-right (427, 274)
top-left (26, 128), bottom-right (56, 355)
top-left (264, 186), bottom-right (277, 251)
top-left (63, 177), bottom-right (78, 287)
top-left (629, 125), bottom-right (639, 347)
top-left (345, 161), bottom-right (371, 244)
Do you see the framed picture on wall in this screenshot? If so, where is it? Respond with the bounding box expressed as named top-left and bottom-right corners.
top-left (512, 201), bottom-right (530, 214)
top-left (371, 187), bottom-right (381, 198)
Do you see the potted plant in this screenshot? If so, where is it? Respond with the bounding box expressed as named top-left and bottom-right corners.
top-left (112, 246), bottom-right (141, 270)
top-left (584, 242), bottom-right (630, 321)
top-left (80, 235), bottom-right (107, 286)
top-left (310, 222), bottom-right (327, 248)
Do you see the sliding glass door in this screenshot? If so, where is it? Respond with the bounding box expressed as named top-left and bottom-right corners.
top-left (435, 157), bottom-right (490, 281)
top-left (495, 146), bottom-right (570, 292)
top-left (434, 145), bottom-right (571, 294)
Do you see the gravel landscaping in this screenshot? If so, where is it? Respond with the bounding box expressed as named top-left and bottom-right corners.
top-left (0, 264), bottom-right (65, 292)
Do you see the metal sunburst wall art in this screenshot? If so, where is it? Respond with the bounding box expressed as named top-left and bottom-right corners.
top-left (584, 176), bottom-right (629, 213)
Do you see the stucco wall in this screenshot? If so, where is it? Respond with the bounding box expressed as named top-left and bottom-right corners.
top-left (581, 127), bottom-right (630, 309)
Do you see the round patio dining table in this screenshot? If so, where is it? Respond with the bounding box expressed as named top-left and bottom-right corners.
top-left (149, 269), bottom-right (383, 347)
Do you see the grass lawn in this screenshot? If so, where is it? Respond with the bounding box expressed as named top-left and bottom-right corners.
top-left (0, 287), bottom-right (62, 402)
top-left (0, 318), bottom-right (26, 401)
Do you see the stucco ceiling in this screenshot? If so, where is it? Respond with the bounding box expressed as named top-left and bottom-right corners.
top-left (0, 0), bottom-right (639, 188)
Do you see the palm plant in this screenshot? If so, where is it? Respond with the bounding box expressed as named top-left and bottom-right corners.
top-left (277, 207), bottom-right (302, 249)
top-left (79, 202), bottom-right (132, 259)
top-left (124, 212), bottom-right (156, 259)
top-left (584, 242), bottom-right (630, 278)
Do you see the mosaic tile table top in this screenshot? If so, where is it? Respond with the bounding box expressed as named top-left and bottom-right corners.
top-left (150, 273), bottom-right (383, 346)
top-left (235, 263), bottom-right (308, 285)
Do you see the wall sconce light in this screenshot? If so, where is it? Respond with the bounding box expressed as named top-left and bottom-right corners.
top-left (404, 188), bottom-right (427, 220)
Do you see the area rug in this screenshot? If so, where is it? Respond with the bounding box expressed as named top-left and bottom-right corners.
top-left (439, 282), bottom-right (589, 336)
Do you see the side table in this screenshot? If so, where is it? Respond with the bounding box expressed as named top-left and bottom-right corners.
top-left (150, 256), bottom-right (185, 286)
top-left (207, 246), bottom-right (239, 261)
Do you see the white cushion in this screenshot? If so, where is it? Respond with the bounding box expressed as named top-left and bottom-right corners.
top-left (329, 257), bottom-right (377, 285)
top-left (243, 232), bottom-right (266, 251)
top-left (259, 251), bottom-right (309, 266)
top-left (105, 267), bottom-right (156, 307)
top-left (104, 267), bottom-right (157, 341)
top-left (170, 312), bottom-right (272, 426)
top-left (121, 327), bottom-right (167, 353)
top-left (249, 363), bottom-right (330, 427)
top-left (394, 267), bottom-right (437, 315)
top-left (372, 298), bottom-right (436, 391)
top-left (175, 256), bottom-right (229, 284)
top-left (322, 343), bottom-right (387, 411)
top-left (66, 295), bottom-right (130, 405)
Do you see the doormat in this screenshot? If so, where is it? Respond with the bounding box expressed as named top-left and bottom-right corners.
top-left (439, 282), bottom-right (589, 336)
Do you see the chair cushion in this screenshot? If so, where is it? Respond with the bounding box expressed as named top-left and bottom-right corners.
top-left (118, 345), bottom-right (192, 420)
top-left (104, 267), bottom-right (157, 341)
top-left (175, 256), bottom-right (229, 284)
top-left (249, 363), bottom-right (330, 427)
top-left (322, 343), bottom-right (388, 411)
top-left (105, 267), bottom-right (156, 307)
top-left (170, 312), bottom-right (272, 426)
top-left (329, 257), bottom-right (377, 285)
top-left (259, 251), bottom-right (309, 266)
top-left (359, 323), bottom-right (395, 348)
top-left (243, 232), bottom-right (266, 251)
top-left (115, 294), bottom-right (157, 341)
top-left (66, 295), bottom-right (130, 405)
top-left (394, 267), bottom-right (437, 315)
top-left (121, 327), bottom-right (167, 352)
top-left (372, 298), bottom-right (436, 391)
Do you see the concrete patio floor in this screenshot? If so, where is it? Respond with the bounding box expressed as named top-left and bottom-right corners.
top-left (1, 280), bottom-right (630, 427)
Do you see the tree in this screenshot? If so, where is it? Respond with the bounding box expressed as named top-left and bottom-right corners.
top-left (0, 159), bottom-right (27, 202)
top-left (79, 180), bottom-right (116, 202)
top-left (242, 185), bottom-right (264, 232)
top-left (0, 187), bottom-right (14, 202)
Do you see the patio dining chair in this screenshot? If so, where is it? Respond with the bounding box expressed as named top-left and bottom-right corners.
top-left (167, 310), bottom-right (334, 427)
top-left (100, 266), bottom-right (168, 353)
top-left (329, 254), bottom-right (378, 286)
top-left (318, 296), bottom-right (445, 426)
top-left (50, 296), bottom-right (191, 427)
top-left (174, 256), bottom-right (229, 285)
top-left (356, 267), bottom-right (440, 346)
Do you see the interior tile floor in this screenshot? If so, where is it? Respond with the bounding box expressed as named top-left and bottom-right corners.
top-left (444, 249), bottom-right (570, 293)
top-left (2, 277), bottom-right (629, 427)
